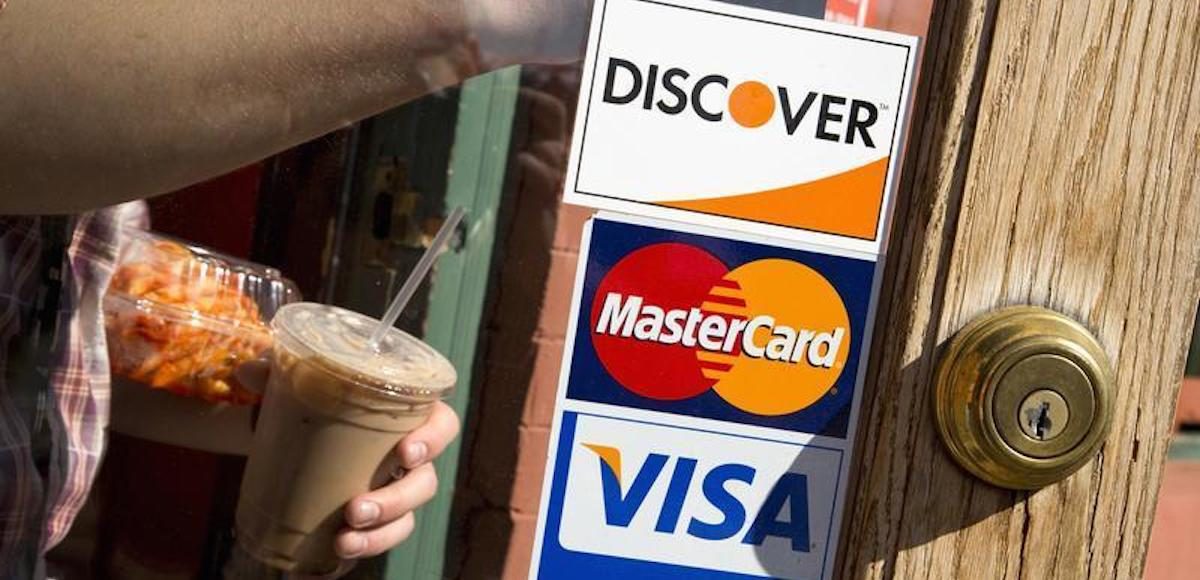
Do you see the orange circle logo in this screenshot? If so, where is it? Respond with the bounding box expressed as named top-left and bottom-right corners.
top-left (727, 81), bottom-right (776, 128)
top-left (704, 259), bottom-right (849, 415)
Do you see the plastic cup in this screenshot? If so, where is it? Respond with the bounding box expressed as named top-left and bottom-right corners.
top-left (235, 302), bottom-right (456, 574)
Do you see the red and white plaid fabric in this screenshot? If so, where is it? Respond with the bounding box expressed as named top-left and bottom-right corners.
top-left (0, 202), bottom-right (146, 576)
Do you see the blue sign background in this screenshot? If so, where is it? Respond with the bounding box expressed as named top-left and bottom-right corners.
top-left (566, 219), bottom-right (875, 439)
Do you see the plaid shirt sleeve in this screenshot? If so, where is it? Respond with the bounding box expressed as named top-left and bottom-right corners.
top-left (0, 202), bottom-right (146, 574)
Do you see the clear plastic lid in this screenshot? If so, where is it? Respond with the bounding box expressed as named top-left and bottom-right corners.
top-left (104, 229), bottom-right (301, 404)
top-left (109, 228), bottom-right (299, 324)
top-left (272, 302), bottom-right (457, 400)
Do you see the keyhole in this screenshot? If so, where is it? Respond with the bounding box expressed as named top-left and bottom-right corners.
top-left (1016, 389), bottom-right (1070, 443)
top-left (1024, 402), bottom-right (1054, 440)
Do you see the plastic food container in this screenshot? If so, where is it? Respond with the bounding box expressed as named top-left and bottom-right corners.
top-left (104, 229), bottom-right (300, 405)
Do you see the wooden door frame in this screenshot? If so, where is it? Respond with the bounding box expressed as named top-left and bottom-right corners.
top-left (837, 1), bottom-right (1200, 578)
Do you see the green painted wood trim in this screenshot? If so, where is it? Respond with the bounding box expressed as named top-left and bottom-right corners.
top-left (1167, 432), bottom-right (1200, 461)
top-left (385, 65), bottom-right (522, 580)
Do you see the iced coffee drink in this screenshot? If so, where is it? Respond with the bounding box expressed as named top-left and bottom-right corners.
top-left (236, 302), bottom-right (456, 575)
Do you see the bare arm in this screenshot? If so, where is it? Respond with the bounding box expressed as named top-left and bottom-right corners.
top-left (0, 0), bottom-right (484, 214)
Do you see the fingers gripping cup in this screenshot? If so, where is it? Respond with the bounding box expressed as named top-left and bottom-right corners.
top-left (235, 302), bottom-right (456, 574)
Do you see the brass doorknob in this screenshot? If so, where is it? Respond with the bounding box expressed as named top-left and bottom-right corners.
top-left (933, 307), bottom-right (1114, 490)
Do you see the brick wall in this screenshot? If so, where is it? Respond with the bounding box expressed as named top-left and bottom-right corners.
top-left (449, 67), bottom-right (588, 580)
top-left (1144, 378), bottom-right (1200, 579)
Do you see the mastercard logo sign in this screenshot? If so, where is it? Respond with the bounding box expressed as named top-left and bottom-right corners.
top-left (589, 243), bottom-right (850, 416)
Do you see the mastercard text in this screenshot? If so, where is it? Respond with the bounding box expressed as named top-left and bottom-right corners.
top-left (595, 291), bottom-right (847, 367)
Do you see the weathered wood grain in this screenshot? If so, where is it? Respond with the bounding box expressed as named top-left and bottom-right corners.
top-left (837, 0), bottom-right (1200, 578)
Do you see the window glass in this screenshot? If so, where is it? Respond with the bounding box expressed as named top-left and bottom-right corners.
top-left (39, 2), bottom-right (935, 578)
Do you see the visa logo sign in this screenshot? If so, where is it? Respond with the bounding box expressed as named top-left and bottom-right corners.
top-left (549, 413), bottom-right (841, 579)
top-left (584, 443), bottom-right (811, 552)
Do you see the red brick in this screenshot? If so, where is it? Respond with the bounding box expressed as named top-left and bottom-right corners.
top-left (1175, 378), bottom-right (1200, 429)
top-left (537, 250), bottom-right (581, 338)
top-left (1145, 461), bottom-right (1200, 580)
top-left (521, 339), bottom-right (567, 428)
top-left (509, 427), bottom-right (552, 514)
top-left (501, 512), bottom-right (540, 580)
top-left (552, 204), bottom-right (595, 251)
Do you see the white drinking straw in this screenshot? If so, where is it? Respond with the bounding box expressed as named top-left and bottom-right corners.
top-left (367, 206), bottom-right (467, 351)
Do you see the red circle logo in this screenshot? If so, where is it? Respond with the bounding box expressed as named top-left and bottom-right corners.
top-left (590, 243), bottom-right (728, 400)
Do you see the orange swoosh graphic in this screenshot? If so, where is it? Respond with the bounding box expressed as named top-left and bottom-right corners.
top-left (657, 157), bottom-right (889, 240)
top-left (582, 444), bottom-right (622, 481)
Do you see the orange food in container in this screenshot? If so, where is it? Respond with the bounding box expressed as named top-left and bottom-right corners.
top-left (104, 230), bottom-right (300, 405)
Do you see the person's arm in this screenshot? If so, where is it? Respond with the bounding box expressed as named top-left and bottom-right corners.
top-left (0, 0), bottom-right (551, 214)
